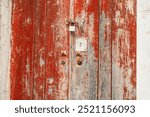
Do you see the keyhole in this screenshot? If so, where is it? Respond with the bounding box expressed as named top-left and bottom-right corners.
top-left (77, 61), bottom-right (82, 66)
top-left (79, 43), bottom-right (82, 47)
top-left (76, 53), bottom-right (83, 66)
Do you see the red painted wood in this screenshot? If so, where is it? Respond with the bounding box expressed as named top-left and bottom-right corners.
top-left (10, 0), bottom-right (136, 100)
top-left (45, 0), bottom-right (70, 100)
top-left (10, 0), bottom-right (34, 99)
top-left (33, 0), bottom-right (47, 100)
top-left (112, 0), bottom-right (136, 99)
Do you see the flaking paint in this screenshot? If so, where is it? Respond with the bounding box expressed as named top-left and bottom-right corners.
top-left (0, 0), bottom-right (136, 100)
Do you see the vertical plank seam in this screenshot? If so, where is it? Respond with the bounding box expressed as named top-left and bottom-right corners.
top-left (97, 0), bottom-right (100, 100)
top-left (123, 0), bottom-right (126, 100)
top-left (32, 0), bottom-right (36, 100)
top-left (67, 0), bottom-right (70, 100)
top-left (44, 0), bottom-right (48, 100)
top-left (68, 0), bottom-right (74, 100)
top-left (10, 0), bottom-right (14, 100)
top-left (135, 0), bottom-right (137, 100)
top-left (110, 0), bottom-right (113, 100)
top-left (43, 0), bottom-right (46, 100)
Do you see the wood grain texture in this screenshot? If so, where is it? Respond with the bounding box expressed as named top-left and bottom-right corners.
top-left (10, 0), bottom-right (34, 99)
top-left (0, 0), bottom-right (11, 100)
top-left (33, 0), bottom-right (46, 100)
top-left (98, 0), bottom-right (112, 99)
top-left (45, 0), bottom-right (70, 100)
top-left (69, 0), bottom-right (99, 100)
top-left (112, 0), bottom-right (136, 100)
top-left (9, 0), bottom-right (136, 100)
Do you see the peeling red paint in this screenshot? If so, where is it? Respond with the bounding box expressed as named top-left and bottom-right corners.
top-left (45, 0), bottom-right (70, 100)
top-left (112, 0), bottom-right (136, 100)
top-left (33, 0), bottom-right (47, 100)
top-left (69, 0), bottom-right (99, 100)
top-left (10, 0), bottom-right (136, 100)
top-left (10, 0), bottom-right (34, 99)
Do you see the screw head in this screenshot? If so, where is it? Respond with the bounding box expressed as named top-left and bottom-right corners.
top-left (61, 61), bottom-right (66, 65)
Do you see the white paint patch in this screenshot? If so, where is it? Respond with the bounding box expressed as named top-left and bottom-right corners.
top-left (128, 67), bottom-right (132, 78)
top-left (114, 10), bottom-right (121, 26)
top-left (26, 58), bottom-right (30, 72)
top-left (40, 56), bottom-right (45, 67)
top-left (126, 0), bottom-right (134, 15)
top-left (86, 0), bottom-right (91, 5)
top-left (26, 17), bottom-right (31, 24)
top-left (48, 87), bottom-right (53, 95)
top-left (116, 28), bottom-right (125, 40)
top-left (48, 77), bottom-right (54, 84)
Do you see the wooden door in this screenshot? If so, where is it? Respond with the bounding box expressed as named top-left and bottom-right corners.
top-left (10, 0), bottom-right (136, 100)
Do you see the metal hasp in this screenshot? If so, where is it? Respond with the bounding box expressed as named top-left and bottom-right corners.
top-left (66, 20), bottom-right (76, 32)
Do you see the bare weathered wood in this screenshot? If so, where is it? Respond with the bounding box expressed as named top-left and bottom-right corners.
top-left (98, 0), bottom-right (112, 100)
top-left (45, 0), bottom-right (70, 100)
top-left (69, 0), bottom-right (99, 100)
top-left (9, 0), bottom-right (136, 100)
top-left (0, 0), bottom-right (11, 100)
top-left (112, 0), bottom-right (136, 99)
top-left (10, 0), bottom-right (34, 99)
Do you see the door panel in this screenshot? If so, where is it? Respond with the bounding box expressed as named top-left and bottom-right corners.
top-left (45, 0), bottom-right (70, 100)
top-left (11, 0), bottom-right (34, 99)
top-left (69, 0), bottom-right (99, 100)
top-left (33, 0), bottom-right (47, 100)
top-left (10, 0), bottom-right (136, 100)
top-left (98, 0), bottom-right (112, 100)
top-left (112, 0), bottom-right (136, 99)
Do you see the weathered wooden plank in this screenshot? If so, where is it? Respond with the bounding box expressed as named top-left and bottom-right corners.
top-left (98, 0), bottom-right (112, 100)
top-left (45, 0), bottom-right (70, 100)
top-left (10, 0), bottom-right (34, 99)
top-left (112, 0), bottom-right (136, 99)
top-left (33, 0), bottom-right (46, 100)
top-left (0, 0), bottom-right (11, 100)
top-left (69, 0), bottom-right (99, 100)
